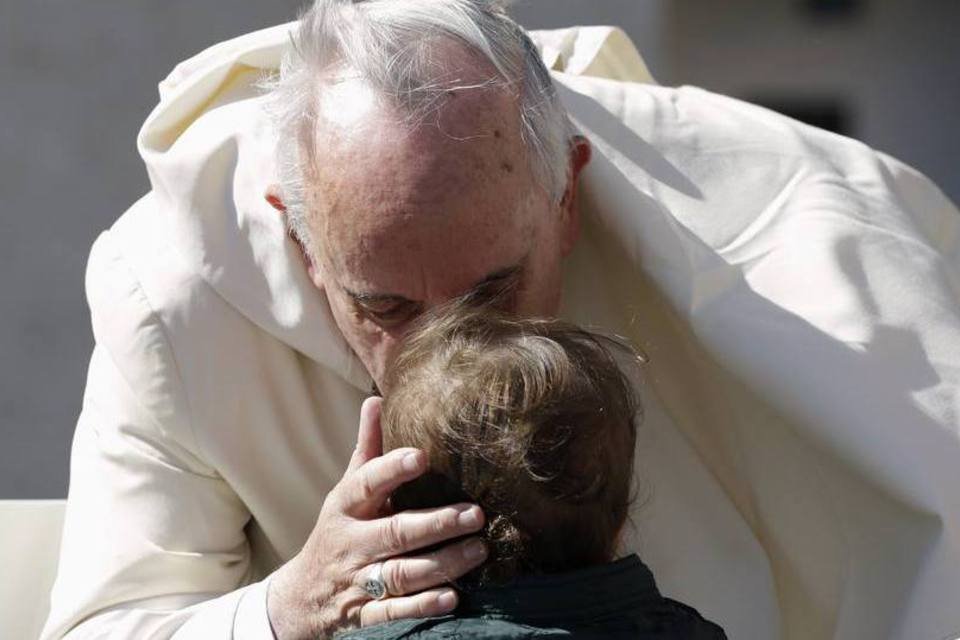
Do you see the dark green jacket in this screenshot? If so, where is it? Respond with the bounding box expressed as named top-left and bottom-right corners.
top-left (338, 555), bottom-right (726, 639)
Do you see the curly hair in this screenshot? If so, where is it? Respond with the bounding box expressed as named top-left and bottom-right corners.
top-left (381, 302), bottom-right (643, 584)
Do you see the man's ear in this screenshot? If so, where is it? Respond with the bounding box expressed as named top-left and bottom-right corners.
top-left (559, 135), bottom-right (592, 256)
top-left (265, 183), bottom-right (287, 213)
top-left (264, 184), bottom-right (321, 285)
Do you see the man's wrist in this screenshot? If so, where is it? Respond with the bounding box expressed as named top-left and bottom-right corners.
top-left (266, 559), bottom-right (316, 640)
top-left (235, 573), bottom-right (279, 639)
top-left (265, 568), bottom-right (289, 640)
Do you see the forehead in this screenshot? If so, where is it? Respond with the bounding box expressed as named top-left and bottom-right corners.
top-left (308, 80), bottom-right (544, 299)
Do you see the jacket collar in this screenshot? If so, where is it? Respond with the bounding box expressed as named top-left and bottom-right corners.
top-left (456, 554), bottom-right (661, 624)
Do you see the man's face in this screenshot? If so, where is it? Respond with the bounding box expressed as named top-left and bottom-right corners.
top-left (298, 76), bottom-right (580, 387)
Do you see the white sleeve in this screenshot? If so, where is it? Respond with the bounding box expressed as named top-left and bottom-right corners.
top-left (40, 233), bottom-right (278, 639)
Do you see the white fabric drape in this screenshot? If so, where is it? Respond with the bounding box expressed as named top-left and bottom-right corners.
top-left (42, 22), bottom-right (960, 640)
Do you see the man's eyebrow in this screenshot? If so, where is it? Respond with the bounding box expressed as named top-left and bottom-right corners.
top-left (344, 290), bottom-right (413, 307)
top-left (467, 263), bottom-right (523, 296)
top-left (344, 261), bottom-right (525, 307)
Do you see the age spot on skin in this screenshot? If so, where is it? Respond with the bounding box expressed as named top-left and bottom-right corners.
top-left (500, 160), bottom-right (514, 173)
top-left (493, 129), bottom-right (502, 139)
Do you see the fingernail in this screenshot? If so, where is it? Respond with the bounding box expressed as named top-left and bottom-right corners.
top-left (437, 590), bottom-right (457, 610)
top-left (402, 451), bottom-right (422, 472)
top-left (458, 507), bottom-right (482, 529)
top-left (464, 539), bottom-right (487, 561)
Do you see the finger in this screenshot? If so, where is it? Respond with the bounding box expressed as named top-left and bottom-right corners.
top-left (367, 503), bottom-right (485, 559)
top-left (339, 447), bottom-right (427, 516)
top-left (360, 589), bottom-right (458, 628)
top-left (347, 396), bottom-right (384, 474)
top-left (380, 537), bottom-right (487, 596)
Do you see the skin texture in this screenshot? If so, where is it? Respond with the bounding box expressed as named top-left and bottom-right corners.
top-left (264, 52), bottom-right (591, 640)
top-left (303, 72), bottom-right (585, 387)
top-left (267, 398), bottom-right (487, 639)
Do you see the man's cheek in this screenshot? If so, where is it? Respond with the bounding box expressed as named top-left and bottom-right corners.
top-left (326, 298), bottom-right (373, 358)
top-left (369, 329), bottom-right (400, 373)
top-left (341, 321), bottom-right (395, 382)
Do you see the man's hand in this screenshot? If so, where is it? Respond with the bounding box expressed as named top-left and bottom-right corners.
top-left (266, 397), bottom-right (487, 639)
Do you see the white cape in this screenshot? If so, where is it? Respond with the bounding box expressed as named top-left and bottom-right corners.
top-left (43, 22), bottom-right (960, 640)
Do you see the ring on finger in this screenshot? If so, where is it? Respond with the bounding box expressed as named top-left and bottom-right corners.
top-left (362, 562), bottom-right (389, 600)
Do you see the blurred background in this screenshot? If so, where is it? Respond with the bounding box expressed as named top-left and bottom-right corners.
top-left (1, 0), bottom-right (957, 498)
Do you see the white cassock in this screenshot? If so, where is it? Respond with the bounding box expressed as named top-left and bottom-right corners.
top-left (40, 23), bottom-right (960, 640)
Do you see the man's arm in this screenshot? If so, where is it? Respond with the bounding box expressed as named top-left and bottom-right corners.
top-left (41, 231), bottom-right (272, 638)
top-left (43, 231), bottom-right (487, 639)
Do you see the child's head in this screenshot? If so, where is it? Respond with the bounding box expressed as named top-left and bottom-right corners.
top-left (381, 303), bottom-right (642, 584)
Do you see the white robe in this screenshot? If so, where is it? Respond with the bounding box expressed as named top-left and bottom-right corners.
top-left (41, 23), bottom-right (960, 640)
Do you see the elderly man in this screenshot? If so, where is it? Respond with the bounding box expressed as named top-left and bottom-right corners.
top-left (42, 1), bottom-right (960, 639)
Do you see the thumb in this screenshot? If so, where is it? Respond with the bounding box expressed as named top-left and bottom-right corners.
top-left (347, 396), bottom-right (384, 473)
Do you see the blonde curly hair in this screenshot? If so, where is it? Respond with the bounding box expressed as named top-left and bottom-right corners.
top-left (381, 301), bottom-right (644, 584)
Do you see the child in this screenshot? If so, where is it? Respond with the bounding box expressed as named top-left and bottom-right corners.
top-left (344, 303), bottom-right (725, 639)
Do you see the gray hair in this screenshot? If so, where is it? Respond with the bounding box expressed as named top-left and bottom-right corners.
top-left (264, 0), bottom-right (576, 259)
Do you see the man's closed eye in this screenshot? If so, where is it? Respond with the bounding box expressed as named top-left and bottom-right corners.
top-left (360, 301), bottom-right (423, 327)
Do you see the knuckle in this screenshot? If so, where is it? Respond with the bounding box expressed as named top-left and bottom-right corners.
top-left (321, 488), bottom-right (345, 516)
top-left (435, 508), bottom-right (458, 535)
top-left (358, 473), bottom-right (377, 503)
top-left (360, 602), bottom-right (381, 628)
top-left (384, 598), bottom-right (403, 622)
top-left (384, 515), bottom-right (408, 554)
top-left (329, 587), bottom-right (364, 632)
top-left (432, 549), bottom-right (457, 583)
top-left (389, 451), bottom-right (407, 474)
top-left (384, 560), bottom-right (408, 595)
top-left (333, 597), bottom-right (353, 627)
top-left (415, 594), bottom-right (434, 618)
top-left (344, 547), bottom-right (367, 575)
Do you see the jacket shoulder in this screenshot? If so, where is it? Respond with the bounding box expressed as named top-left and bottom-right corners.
top-left (84, 193), bottom-right (223, 459)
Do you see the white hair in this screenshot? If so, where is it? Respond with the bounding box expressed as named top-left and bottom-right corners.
top-left (263, 0), bottom-right (576, 258)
